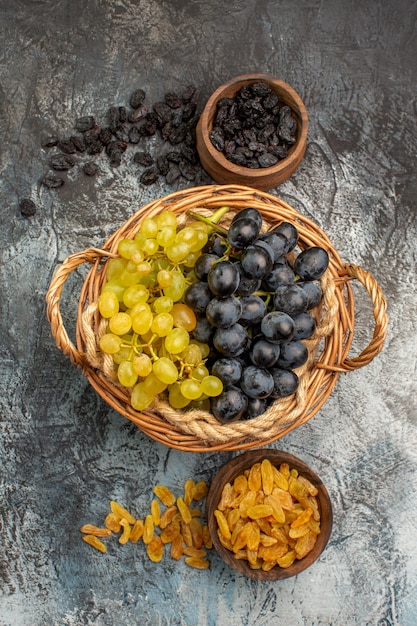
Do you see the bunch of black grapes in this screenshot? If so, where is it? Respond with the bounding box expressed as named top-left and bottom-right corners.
top-left (184, 208), bottom-right (329, 423)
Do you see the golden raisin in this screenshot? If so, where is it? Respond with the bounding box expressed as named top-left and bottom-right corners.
top-left (261, 459), bottom-right (274, 495)
top-left (110, 501), bottom-right (136, 525)
top-left (177, 497), bottom-right (192, 524)
top-left (119, 518), bottom-right (131, 545)
top-left (151, 499), bottom-right (161, 526)
top-left (130, 519), bottom-right (144, 543)
top-left (80, 525), bottom-right (112, 537)
top-left (147, 536), bottom-right (164, 562)
top-left (214, 510), bottom-right (231, 540)
top-left (170, 534), bottom-right (184, 560)
top-left (82, 534), bottom-right (107, 553)
top-left (184, 557), bottom-right (209, 569)
top-left (105, 512), bottom-right (122, 533)
top-left (143, 514), bottom-right (154, 545)
top-left (153, 485), bottom-right (176, 507)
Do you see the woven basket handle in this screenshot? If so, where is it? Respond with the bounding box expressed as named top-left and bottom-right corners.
top-left (45, 248), bottom-right (109, 369)
top-left (334, 263), bottom-right (388, 372)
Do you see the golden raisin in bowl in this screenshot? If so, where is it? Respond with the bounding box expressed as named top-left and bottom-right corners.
top-left (206, 449), bottom-right (333, 580)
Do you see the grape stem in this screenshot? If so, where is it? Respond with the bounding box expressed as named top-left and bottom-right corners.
top-left (187, 206), bottom-right (230, 235)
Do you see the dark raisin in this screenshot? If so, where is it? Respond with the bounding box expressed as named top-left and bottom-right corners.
top-left (19, 198), bottom-right (36, 217)
top-left (165, 92), bottom-right (182, 109)
top-left (181, 144), bottom-right (199, 164)
top-left (106, 141), bottom-right (127, 166)
top-left (41, 173), bottom-right (65, 188)
top-left (268, 144), bottom-right (287, 159)
top-left (263, 93), bottom-right (279, 110)
top-left (229, 152), bottom-right (247, 166)
top-left (128, 125), bottom-right (141, 144)
top-left (57, 139), bottom-right (77, 154)
top-left (74, 116), bottom-right (95, 132)
top-left (153, 102), bottom-right (172, 125)
top-left (70, 135), bottom-right (87, 152)
top-left (165, 164), bottom-right (181, 184)
top-left (210, 128), bottom-right (225, 152)
top-left (168, 123), bottom-right (187, 144)
top-left (99, 127), bottom-right (113, 145)
top-left (140, 167), bottom-right (159, 185)
top-left (179, 160), bottom-right (197, 180)
top-left (129, 88), bottom-right (146, 109)
top-left (118, 107), bottom-right (128, 124)
top-left (83, 162), bottom-right (99, 176)
top-left (87, 140), bottom-right (104, 155)
top-left (49, 154), bottom-right (76, 170)
top-left (108, 106), bottom-right (121, 130)
top-left (246, 159), bottom-right (260, 169)
top-left (166, 150), bottom-right (181, 163)
top-left (113, 125), bottom-right (129, 142)
top-left (182, 101), bottom-right (197, 122)
top-left (160, 122), bottom-right (172, 142)
top-left (251, 82), bottom-right (272, 97)
top-left (128, 105), bottom-right (148, 124)
top-left (139, 118), bottom-right (157, 137)
top-left (181, 85), bottom-right (196, 103)
top-left (171, 108), bottom-right (183, 128)
top-left (156, 155), bottom-right (170, 176)
top-left (41, 136), bottom-right (59, 148)
top-left (133, 151), bottom-right (154, 166)
top-left (258, 153), bottom-right (279, 168)
top-left (83, 126), bottom-right (102, 145)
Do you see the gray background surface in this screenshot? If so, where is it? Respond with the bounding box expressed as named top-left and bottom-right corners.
top-left (1, 1), bottom-right (416, 625)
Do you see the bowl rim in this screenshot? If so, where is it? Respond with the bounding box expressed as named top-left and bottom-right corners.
top-left (206, 448), bottom-right (333, 580)
top-left (197, 73), bottom-right (309, 181)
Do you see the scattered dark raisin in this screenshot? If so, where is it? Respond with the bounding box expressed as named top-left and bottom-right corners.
top-left (83, 126), bottom-right (102, 145)
top-left (166, 151), bottom-right (181, 163)
top-left (165, 164), bottom-right (181, 184)
top-left (129, 89), bottom-right (146, 109)
top-left (171, 108), bottom-right (183, 128)
top-left (19, 198), bottom-right (36, 217)
top-left (41, 136), bottom-right (59, 148)
top-left (108, 106), bottom-right (121, 130)
top-left (74, 116), bottom-right (95, 132)
top-left (69, 135), bottom-right (87, 152)
top-left (168, 123), bottom-right (187, 144)
top-left (99, 127), bottom-right (113, 145)
top-left (83, 162), bottom-right (99, 176)
top-left (156, 155), bottom-right (169, 176)
top-left (128, 105), bottom-right (148, 124)
top-left (41, 173), bottom-right (65, 188)
top-left (118, 107), bottom-right (128, 124)
top-left (57, 139), bottom-right (77, 154)
top-left (133, 151), bottom-right (154, 167)
top-left (140, 167), bottom-right (159, 185)
top-left (49, 154), bottom-right (76, 170)
top-left (165, 92), bottom-right (182, 109)
top-left (179, 160), bottom-right (197, 180)
top-left (153, 102), bottom-right (173, 126)
top-left (128, 125), bottom-right (141, 144)
top-left (181, 85), bottom-right (196, 103)
top-left (87, 140), bottom-right (104, 155)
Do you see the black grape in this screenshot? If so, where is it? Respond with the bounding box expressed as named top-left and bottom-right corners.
top-left (240, 366), bottom-right (274, 399)
top-left (184, 282), bottom-right (212, 314)
top-left (261, 311), bottom-right (295, 344)
top-left (207, 260), bottom-right (240, 296)
top-left (249, 336), bottom-right (280, 368)
top-left (210, 386), bottom-right (248, 422)
top-left (227, 217), bottom-right (261, 249)
top-left (273, 284), bottom-right (309, 317)
top-left (239, 295), bottom-right (267, 326)
top-left (270, 368), bottom-right (299, 398)
top-left (276, 341), bottom-right (308, 370)
top-left (213, 324), bottom-right (250, 357)
top-left (211, 358), bottom-right (242, 386)
top-left (206, 296), bottom-right (242, 328)
top-left (292, 312), bottom-right (317, 340)
top-left (294, 247), bottom-right (329, 280)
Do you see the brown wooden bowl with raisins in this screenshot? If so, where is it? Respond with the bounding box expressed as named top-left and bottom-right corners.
top-left (206, 449), bottom-right (332, 580)
top-left (196, 74), bottom-right (308, 191)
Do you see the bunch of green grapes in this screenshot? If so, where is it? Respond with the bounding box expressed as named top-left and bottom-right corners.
top-left (97, 210), bottom-right (223, 412)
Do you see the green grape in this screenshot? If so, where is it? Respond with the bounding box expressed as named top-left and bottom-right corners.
top-left (132, 353), bottom-right (153, 377)
top-left (139, 270), bottom-right (158, 288)
top-left (153, 357), bottom-right (179, 384)
top-left (190, 397), bottom-right (211, 412)
top-left (109, 312), bottom-right (132, 335)
top-left (171, 303), bottom-right (197, 331)
top-left (99, 290), bottom-right (119, 318)
top-left (130, 302), bottom-right (151, 316)
top-left (131, 382), bottom-right (154, 411)
top-left (118, 238), bottom-right (140, 260)
top-left (113, 346), bottom-right (132, 365)
top-left (166, 242), bottom-right (191, 264)
top-left (168, 383), bottom-right (191, 409)
top-left (136, 261), bottom-right (153, 275)
top-left (99, 333), bottom-right (122, 354)
top-left (142, 238), bottom-right (159, 256)
top-left (191, 364), bottom-right (209, 381)
top-left (157, 226), bottom-right (176, 248)
top-left (201, 375), bottom-right (223, 397)
top-left (117, 360), bottom-right (138, 387)
top-left (180, 343), bottom-right (202, 366)
top-left (163, 271), bottom-right (185, 302)
top-left (106, 257), bottom-right (128, 281)
top-left (120, 269), bottom-right (142, 287)
top-left (191, 228), bottom-right (209, 252)
top-left (151, 313), bottom-right (174, 337)
top-left (190, 339), bottom-right (210, 359)
top-left (131, 308), bottom-right (153, 335)
top-left (157, 211), bottom-right (177, 229)
top-left (123, 284), bottom-right (149, 308)
top-left (140, 217), bottom-right (158, 238)
top-left (182, 251), bottom-right (201, 268)
top-left (164, 327), bottom-right (190, 354)
top-left (134, 231), bottom-right (146, 248)
top-left (157, 269), bottom-right (173, 289)
top-left (130, 249), bottom-right (145, 264)
top-left (180, 378), bottom-right (202, 400)
top-left (142, 372), bottom-right (168, 395)
top-left (175, 226), bottom-right (199, 248)
top-left (153, 296), bottom-right (173, 314)
top-left (102, 280), bottom-right (126, 302)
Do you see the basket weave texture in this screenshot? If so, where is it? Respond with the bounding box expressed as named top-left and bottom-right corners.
top-left (46, 184), bottom-right (388, 452)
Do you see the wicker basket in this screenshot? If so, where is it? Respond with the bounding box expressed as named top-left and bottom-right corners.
top-left (46, 184), bottom-right (388, 452)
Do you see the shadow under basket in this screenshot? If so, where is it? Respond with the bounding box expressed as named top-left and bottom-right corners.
top-left (46, 184), bottom-right (388, 453)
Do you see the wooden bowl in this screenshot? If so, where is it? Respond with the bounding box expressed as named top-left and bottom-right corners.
top-left (196, 74), bottom-right (308, 191)
top-left (206, 449), bottom-right (333, 580)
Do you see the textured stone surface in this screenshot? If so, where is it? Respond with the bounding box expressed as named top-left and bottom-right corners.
top-left (1, 1), bottom-right (416, 624)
